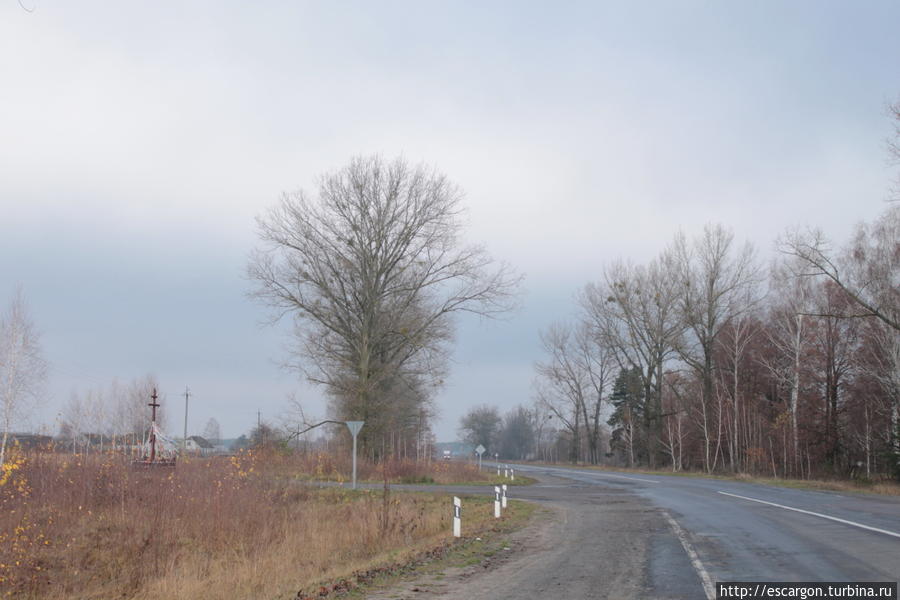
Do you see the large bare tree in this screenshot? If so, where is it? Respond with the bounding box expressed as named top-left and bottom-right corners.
top-left (671, 224), bottom-right (761, 472)
top-left (584, 256), bottom-right (683, 468)
top-left (0, 289), bottom-right (47, 466)
top-left (249, 156), bottom-right (520, 454)
top-left (534, 321), bottom-right (612, 464)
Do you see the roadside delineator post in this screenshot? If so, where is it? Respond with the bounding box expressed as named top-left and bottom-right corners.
top-left (494, 486), bottom-right (501, 518)
top-left (504, 466), bottom-right (509, 478)
top-left (501, 483), bottom-right (508, 509)
top-left (496, 463), bottom-right (500, 476)
top-left (453, 496), bottom-right (461, 538)
top-left (511, 469), bottom-right (515, 481)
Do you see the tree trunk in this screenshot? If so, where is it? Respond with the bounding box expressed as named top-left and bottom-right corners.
top-left (790, 314), bottom-right (803, 476)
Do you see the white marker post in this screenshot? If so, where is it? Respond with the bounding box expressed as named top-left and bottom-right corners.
top-left (504, 466), bottom-right (509, 478)
top-left (453, 496), bottom-right (461, 538)
top-left (511, 469), bottom-right (515, 481)
top-left (494, 486), bottom-right (501, 518)
top-left (501, 483), bottom-right (508, 508)
top-left (496, 463), bottom-right (501, 476)
top-left (345, 421), bottom-right (364, 490)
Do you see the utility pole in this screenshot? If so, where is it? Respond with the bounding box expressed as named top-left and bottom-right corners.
top-left (182, 386), bottom-right (191, 450)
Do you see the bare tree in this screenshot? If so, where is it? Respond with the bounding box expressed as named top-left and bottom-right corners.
top-left (458, 404), bottom-right (502, 452)
top-left (498, 405), bottom-right (536, 460)
top-left (584, 256), bottom-right (682, 468)
top-left (888, 98), bottom-right (900, 200)
top-left (862, 319), bottom-right (900, 476)
top-left (778, 205), bottom-right (900, 332)
top-left (202, 418), bottom-right (221, 445)
top-left (0, 289), bottom-right (47, 466)
top-left (534, 320), bottom-right (612, 464)
top-left (249, 156), bottom-right (520, 454)
top-left (534, 324), bottom-right (586, 463)
top-left (671, 224), bottom-right (761, 472)
top-left (717, 301), bottom-right (760, 472)
top-left (761, 259), bottom-right (815, 476)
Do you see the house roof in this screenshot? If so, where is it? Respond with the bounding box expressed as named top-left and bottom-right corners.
top-left (187, 435), bottom-right (214, 449)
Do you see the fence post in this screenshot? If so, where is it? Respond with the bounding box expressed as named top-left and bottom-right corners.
top-left (494, 486), bottom-right (501, 518)
top-left (501, 483), bottom-right (508, 508)
top-left (453, 496), bottom-right (461, 538)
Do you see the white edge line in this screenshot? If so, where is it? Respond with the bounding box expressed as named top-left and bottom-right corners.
top-left (663, 511), bottom-right (716, 600)
top-left (717, 491), bottom-right (900, 539)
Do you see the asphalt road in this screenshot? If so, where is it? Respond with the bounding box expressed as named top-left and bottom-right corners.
top-left (372, 464), bottom-right (900, 599)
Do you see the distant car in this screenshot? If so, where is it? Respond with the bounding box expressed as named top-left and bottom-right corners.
top-left (442, 450), bottom-right (452, 460)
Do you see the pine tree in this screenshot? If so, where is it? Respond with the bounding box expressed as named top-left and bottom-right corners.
top-left (607, 368), bottom-right (644, 466)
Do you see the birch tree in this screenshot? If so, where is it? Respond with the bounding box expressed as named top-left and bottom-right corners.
top-left (779, 205), bottom-right (900, 332)
top-left (762, 260), bottom-right (814, 476)
top-left (0, 289), bottom-right (47, 466)
top-left (671, 224), bottom-right (760, 472)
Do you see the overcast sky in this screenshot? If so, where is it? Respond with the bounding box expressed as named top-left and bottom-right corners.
top-left (1, 1), bottom-right (898, 441)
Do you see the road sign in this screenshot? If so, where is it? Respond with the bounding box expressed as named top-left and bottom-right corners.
top-left (475, 444), bottom-right (485, 455)
top-left (345, 421), bottom-right (364, 489)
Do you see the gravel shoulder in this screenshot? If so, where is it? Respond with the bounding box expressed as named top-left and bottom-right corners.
top-left (365, 472), bottom-right (705, 600)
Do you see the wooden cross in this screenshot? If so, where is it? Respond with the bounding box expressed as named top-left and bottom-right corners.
top-left (149, 388), bottom-right (160, 423)
top-left (148, 388), bottom-right (159, 461)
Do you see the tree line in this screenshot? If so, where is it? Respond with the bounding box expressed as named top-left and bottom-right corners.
top-left (532, 208), bottom-right (899, 479)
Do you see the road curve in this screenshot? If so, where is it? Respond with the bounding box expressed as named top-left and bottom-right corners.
top-left (373, 464), bottom-right (900, 599)
top-left (511, 463), bottom-right (900, 586)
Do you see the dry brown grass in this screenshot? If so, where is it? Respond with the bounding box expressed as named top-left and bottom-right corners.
top-left (729, 472), bottom-right (900, 495)
top-left (0, 448), bottom-right (504, 599)
top-left (279, 452), bottom-right (496, 485)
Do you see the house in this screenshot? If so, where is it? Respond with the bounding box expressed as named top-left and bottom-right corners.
top-left (184, 435), bottom-right (215, 455)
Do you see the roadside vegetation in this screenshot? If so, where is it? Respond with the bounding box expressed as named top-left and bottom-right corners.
top-left (0, 447), bottom-right (529, 600)
top-left (279, 452), bottom-right (508, 485)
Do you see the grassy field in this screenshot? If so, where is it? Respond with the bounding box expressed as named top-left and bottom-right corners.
top-left (281, 452), bottom-right (535, 486)
top-left (0, 448), bottom-right (531, 599)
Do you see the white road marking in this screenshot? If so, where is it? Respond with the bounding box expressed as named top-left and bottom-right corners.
top-left (718, 491), bottom-right (900, 540)
top-left (663, 511), bottom-right (716, 600)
